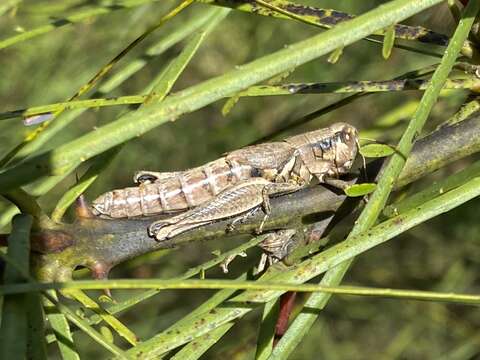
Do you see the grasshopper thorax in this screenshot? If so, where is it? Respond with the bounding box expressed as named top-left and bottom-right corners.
top-left (285, 122), bottom-right (358, 181)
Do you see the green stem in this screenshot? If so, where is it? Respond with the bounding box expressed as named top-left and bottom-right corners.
top-left (384, 159), bottom-right (480, 218)
top-left (3, 77), bottom-right (477, 121)
top-left (4, 278), bottom-right (480, 306)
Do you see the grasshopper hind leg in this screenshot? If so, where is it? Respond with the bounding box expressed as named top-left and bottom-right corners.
top-left (149, 178), bottom-right (304, 242)
top-left (149, 178), bottom-right (273, 242)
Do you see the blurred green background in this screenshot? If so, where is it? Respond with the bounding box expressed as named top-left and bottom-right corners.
top-left (1, 0), bottom-right (480, 358)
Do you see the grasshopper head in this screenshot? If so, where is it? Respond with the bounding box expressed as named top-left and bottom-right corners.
top-left (324, 122), bottom-right (358, 176)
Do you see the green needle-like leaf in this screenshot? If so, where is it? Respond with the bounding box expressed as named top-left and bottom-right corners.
top-left (360, 143), bottom-right (396, 158)
top-left (0, 214), bottom-right (33, 359)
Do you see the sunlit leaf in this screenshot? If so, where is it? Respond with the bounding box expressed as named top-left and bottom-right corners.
top-left (344, 183), bottom-right (377, 197)
top-left (382, 24), bottom-right (396, 59)
top-left (360, 143), bottom-right (396, 158)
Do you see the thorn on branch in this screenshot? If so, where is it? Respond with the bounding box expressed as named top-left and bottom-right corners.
top-left (91, 261), bottom-right (113, 297)
top-left (75, 194), bottom-right (95, 219)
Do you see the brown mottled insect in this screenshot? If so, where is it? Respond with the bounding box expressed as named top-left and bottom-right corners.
top-left (91, 123), bottom-right (359, 227)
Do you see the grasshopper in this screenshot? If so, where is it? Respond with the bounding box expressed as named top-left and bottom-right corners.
top-left (91, 122), bottom-right (359, 243)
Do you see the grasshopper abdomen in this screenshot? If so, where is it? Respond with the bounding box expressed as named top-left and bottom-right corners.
top-left (91, 158), bottom-right (253, 218)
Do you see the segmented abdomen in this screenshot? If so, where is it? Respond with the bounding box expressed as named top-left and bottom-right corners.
top-left (92, 158), bottom-right (253, 218)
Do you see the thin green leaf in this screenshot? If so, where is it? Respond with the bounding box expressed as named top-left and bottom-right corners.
top-left (3, 77), bottom-right (479, 121)
top-left (45, 293), bottom-right (80, 360)
top-left (67, 289), bottom-right (138, 346)
top-left (0, 0), bottom-right (22, 16)
top-left (98, 8), bottom-right (221, 93)
top-left (0, 214), bottom-right (32, 360)
top-left (170, 322), bottom-right (234, 360)
top-left (360, 143), bottom-right (396, 158)
top-left (444, 97), bottom-right (480, 126)
top-left (0, 0), bottom-right (154, 50)
top-left (327, 47), bottom-right (344, 64)
top-left (49, 294), bottom-right (128, 358)
top-left (344, 183), bottom-right (377, 197)
top-left (143, 29), bottom-right (209, 105)
top-left (384, 159), bottom-right (480, 218)
top-left (3, 188), bottom-right (54, 229)
top-left (8, 269), bottom-right (480, 305)
top-left (255, 299), bottom-right (279, 360)
top-left (382, 24), bottom-right (396, 59)
top-left (222, 68), bottom-right (295, 115)
top-left (26, 292), bottom-right (48, 360)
